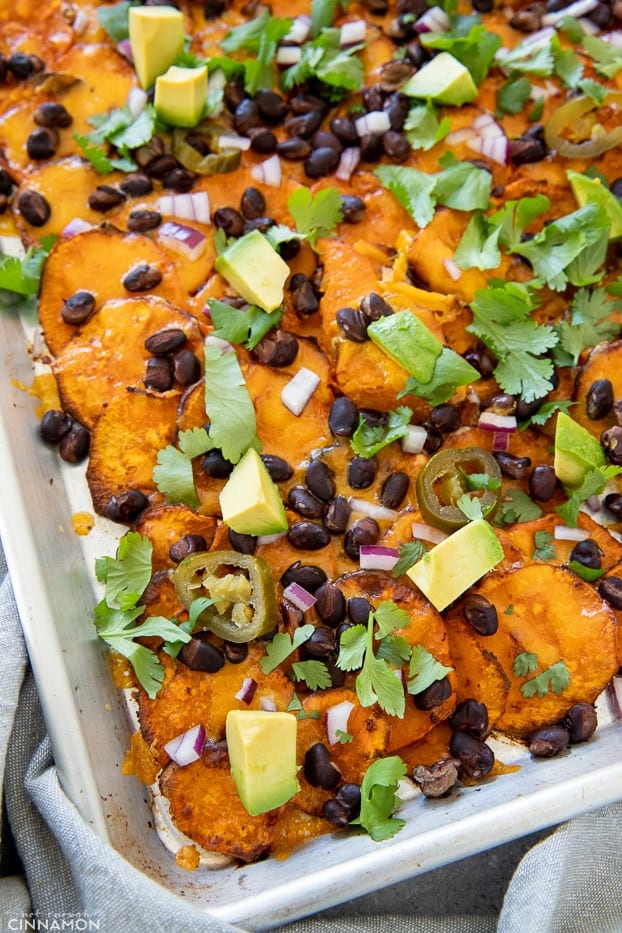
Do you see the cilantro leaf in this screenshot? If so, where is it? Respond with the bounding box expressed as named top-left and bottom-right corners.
top-left (456, 493), bottom-right (484, 521)
top-left (336, 624), bottom-right (368, 671)
top-left (532, 530), bottom-right (556, 561)
top-left (403, 102), bottom-right (450, 152)
top-left (421, 20), bottom-right (501, 84)
top-left (95, 532), bottom-right (153, 609)
top-left (582, 34), bottom-right (622, 78)
top-left (374, 165), bottom-right (436, 227)
top-left (491, 194), bottom-right (550, 253)
top-left (496, 76), bottom-right (532, 115)
top-left (287, 186), bottom-right (344, 249)
top-left (493, 489), bottom-right (542, 526)
top-left (407, 644), bottom-right (453, 695)
top-left (401, 346), bottom-right (480, 405)
top-left (97, 0), bottom-right (136, 42)
top-left (281, 28), bottom-right (364, 97)
top-left (392, 540), bottom-right (426, 577)
top-left (495, 36), bottom-right (555, 76)
top-left (553, 287), bottom-right (622, 367)
top-left (208, 298), bottom-right (283, 350)
top-left (350, 406), bottom-right (412, 458)
top-left (153, 445), bottom-right (200, 509)
top-left (336, 729), bottom-right (353, 743)
top-left (453, 212), bottom-right (502, 271)
top-left (513, 651), bottom-right (539, 677)
top-left (203, 343), bottom-right (259, 463)
top-left (375, 160), bottom-right (491, 229)
top-left (377, 634), bottom-right (412, 667)
top-left (178, 427), bottom-right (214, 460)
top-left (556, 465), bottom-right (622, 527)
top-left (373, 600), bottom-right (411, 638)
top-left (291, 659), bottom-right (333, 690)
top-left (351, 756), bottom-right (407, 842)
top-left (311, 0), bottom-right (347, 35)
top-left (518, 399), bottom-right (574, 430)
top-left (521, 660), bottom-right (571, 698)
top-left (260, 624), bottom-right (315, 674)
top-left (108, 105), bottom-right (156, 154)
top-left (0, 235), bottom-right (56, 298)
top-left (74, 134), bottom-right (135, 174)
top-left (356, 651), bottom-right (406, 717)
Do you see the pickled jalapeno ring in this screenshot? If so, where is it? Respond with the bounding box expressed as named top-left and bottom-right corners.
top-left (173, 550), bottom-right (278, 642)
top-left (416, 447), bottom-right (502, 532)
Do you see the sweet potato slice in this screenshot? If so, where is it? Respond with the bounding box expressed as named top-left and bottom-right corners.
top-left (502, 512), bottom-right (622, 570)
top-left (54, 296), bottom-right (202, 429)
top-left (134, 504), bottom-right (218, 573)
top-left (444, 564), bottom-right (617, 737)
top-left (86, 389), bottom-right (179, 517)
top-left (39, 229), bottom-right (187, 355)
top-left (573, 341), bottom-right (622, 438)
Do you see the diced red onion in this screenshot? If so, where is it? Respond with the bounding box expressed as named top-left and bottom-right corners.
top-left (326, 700), bottom-right (354, 745)
top-left (554, 525), bottom-right (590, 542)
top-left (607, 678), bottom-right (622, 720)
top-left (158, 221), bottom-right (207, 261)
top-left (260, 696), bottom-right (278, 712)
top-left (603, 30), bottom-right (622, 47)
top-left (285, 14), bottom-right (312, 44)
top-left (444, 257), bottom-right (462, 281)
top-left (281, 367), bottom-right (321, 416)
top-left (217, 134), bottom-right (251, 151)
top-left (72, 8), bottom-right (89, 35)
top-left (340, 20), bottom-right (367, 46)
top-left (411, 521), bottom-right (448, 544)
top-left (446, 127), bottom-right (477, 145)
top-left (157, 192), bottom-right (211, 225)
top-left (349, 497), bottom-right (398, 522)
top-left (401, 424), bottom-right (428, 454)
top-left (127, 87), bottom-right (148, 120)
top-left (355, 111), bottom-right (391, 137)
top-left (117, 39), bottom-right (134, 64)
top-left (164, 723), bottom-right (205, 767)
top-left (466, 134), bottom-right (509, 166)
top-left (61, 218), bottom-right (93, 238)
top-left (277, 45), bottom-right (303, 66)
top-left (586, 494), bottom-right (602, 513)
top-left (472, 113), bottom-right (504, 138)
top-left (235, 677), bottom-right (258, 705)
top-left (359, 544), bottom-right (400, 571)
top-left (256, 531), bottom-right (287, 546)
top-left (415, 5), bottom-right (450, 32)
top-left (335, 146), bottom-right (361, 182)
top-left (282, 581), bottom-right (318, 612)
top-left (478, 411), bottom-right (517, 433)
top-left (493, 431), bottom-right (510, 452)
top-left (542, 0), bottom-right (598, 25)
top-left (250, 154), bottom-right (282, 188)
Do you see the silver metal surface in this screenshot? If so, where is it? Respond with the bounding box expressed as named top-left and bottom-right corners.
top-left (1, 302), bottom-right (622, 930)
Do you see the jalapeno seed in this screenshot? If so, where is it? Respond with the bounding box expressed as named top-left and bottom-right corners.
top-left (449, 731), bottom-right (495, 778)
top-left (463, 593), bottom-right (499, 635)
top-left (586, 378), bottom-right (614, 420)
top-left (528, 725), bottom-right (570, 758)
top-left (304, 743), bottom-right (341, 789)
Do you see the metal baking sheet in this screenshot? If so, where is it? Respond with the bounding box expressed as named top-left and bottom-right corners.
top-left (2, 300), bottom-right (622, 931)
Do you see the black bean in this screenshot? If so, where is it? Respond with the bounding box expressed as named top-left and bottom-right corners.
top-left (233, 99), bottom-right (260, 134)
top-left (528, 725), bottom-right (569, 758)
top-left (347, 596), bottom-right (374, 624)
top-left (340, 194), bottom-right (366, 224)
top-left (331, 116), bottom-right (358, 146)
top-left (488, 394), bottom-right (516, 415)
top-left (569, 538), bottom-right (603, 570)
top-left (26, 127), bottom-right (58, 160)
top-left (306, 460), bottom-right (336, 501)
top-left (61, 290), bottom-right (96, 325)
top-left (7, 52), bottom-right (36, 80)
top-left (276, 137), bottom-right (312, 160)
top-left (120, 173), bottom-right (153, 197)
top-left (601, 425), bottom-right (622, 464)
top-left (323, 496), bottom-right (351, 535)
top-left (180, 635), bottom-right (226, 673)
top-left (223, 75), bottom-right (246, 113)
top-left (106, 489), bottom-right (149, 523)
top-left (59, 423), bottom-right (90, 463)
top-left (240, 186), bottom-right (266, 219)
top-left (363, 85), bottom-right (385, 110)
top-left (563, 703), bottom-right (597, 743)
top-left (382, 129), bottom-right (410, 163)
top-left (336, 307), bottom-right (369, 342)
top-left (515, 395), bottom-right (544, 420)
top-left (147, 154), bottom-right (179, 179)
top-left (285, 110), bottom-right (323, 138)
top-left (223, 641), bottom-right (249, 664)
top-left (449, 731), bottom-right (495, 778)
top-left (0, 168), bottom-right (15, 196)
top-left (305, 147), bottom-right (340, 178)
top-left (314, 582), bottom-right (346, 627)
top-left (493, 450), bottom-right (532, 480)
top-left (279, 239), bottom-right (301, 261)
top-left (163, 167), bottom-right (195, 192)
top-left (430, 404), bottom-right (461, 434)
top-left (172, 348), bottom-right (201, 386)
top-left (169, 534), bottom-right (208, 563)
top-left (324, 655), bottom-right (347, 688)
top-left (329, 397), bottom-right (359, 437)
top-left (404, 40), bottom-right (429, 68)
top-left (509, 137), bottom-right (546, 164)
top-left (422, 423), bottom-right (443, 454)
top-left (380, 60), bottom-right (414, 93)
top-left (413, 676), bottom-right (452, 710)
top-left (587, 1), bottom-right (611, 27)
top-left (360, 406), bottom-right (388, 425)
top-left (291, 278), bottom-right (319, 315)
top-left (360, 292), bottom-right (393, 323)
top-left (302, 626), bottom-right (336, 659)
top-left (344, 517), bottom-right (380, 561)
top-left (243, 216), bottom-right (275, 235)
top-left (335, 783), bottom-right (361, 815)
top-left (510, 4), bottom-right (544, 32)
top-left (33, 101), bottom-right (72, 128)
top-left (605, 493), bottom-right (622, 519)
top-left (40, 409), bottom-right (73, 444)
top-left (288, 485), bottom-right (324, 519)
top-left (380, 471), bottom-right (409, 509)
top-left (463, 347), bottom-right (496, 378)
top-left (529, 464), bottom-right (558, 501)
top-left (248, 127), bottom-right (277, 154)
top-left (359, 133), bottom-right (384, 162)
top-left (127, 209), bottom-right (162, 233)
top-left (251, 330), bottom-right (298, 368)
top-left (448, 699), bottom-right (489, 738)
top-left (228, 528), bottom-right (257, 555)
top-left (17, 189), bottom-right (51, 226)
top-left (281, 562), bottom-right (327, 592)
top-left (136, 138), bottom-right (165, 171)
top-left (463, 593), bottom-right (498, 635)
top-left (88, 184), bottom-right (126, 212)
top-left (611, 177), bottom-right (622, 201)
top-left (201, 449), bottom-right (234, 479)
top-left (304, 743), bottom-right (341, 789)
top-left (472, 0), bottom-right (493, 9)
top-left (322, 799), bottom-right (351, 826)
top-left (144, 327), bottom-right (187, 356)
top-left (586, 378), bottom-right (614, 420)
top-left (311, 130), bottom-right (343, 154)
top-left (260, 453), bottom-right (294, 482)
top-left (598, 575), bottom-right (622, 610)
top-left (348, 455), bottom-right (378, 489)
top-left (144, 356), bottom-right (173, 391)
top-left (255, 88), bottom-right (288, 123)
top-left (288, 521), bottom-right (331, 550)
top-left (123, 263), bottom-right (162, 292)
top-left (213, 206), bottom-right (245, 237)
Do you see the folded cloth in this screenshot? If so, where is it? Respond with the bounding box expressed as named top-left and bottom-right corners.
top-left (1, 540), bottom-right (621, 933)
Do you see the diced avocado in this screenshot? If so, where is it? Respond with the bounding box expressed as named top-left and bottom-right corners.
top-left (128, 6), bottom-right (185, 90)
top-left (367, 310), bottom-right (442, 382)
top-left (154, 65), bottom-right (207, 128)
top-left (226, 709), bottom-right (300, 816)
top-left (554, 410), bottom-right (606, 488)
top-left (568, 170), bottom-right (622, 241)
top-left (219, 447), bottom-right (288, 536)
top-left (214, 230), bottom-right (289, 313)
top-left (406, 519), bottom-right (503, 611)
top-left (401, 52), bottom-right (478, 106)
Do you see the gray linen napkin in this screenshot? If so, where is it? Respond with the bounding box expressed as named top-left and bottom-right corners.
top-left (1, 539), bottom-right (621, 933)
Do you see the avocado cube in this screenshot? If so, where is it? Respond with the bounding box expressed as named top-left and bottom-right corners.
top-left (129, 6), bottom-right (185, 91)
top-left (554, 410), bottom-right (606, 488)
top-left (226, 710), bottom-right (300, 816)
top-left (401, 52), bottom-right (478, 106)
top-left (368, 310), bottom-right (442, 382)
top-left (214, 230), bottom-right (289, 312)
top-left (219, 447), bottom-right (288, 536)
top-left (154, 65), bottom-right (207, 128)
top-left (568, 170), bottom-right (622, 241)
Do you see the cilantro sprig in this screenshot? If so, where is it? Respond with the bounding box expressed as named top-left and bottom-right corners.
top-left (351, 756), bottom-right (407, 842)
top-left (208, 299), bottom-right (283, 350)
top-left (553, 287), bottom-right (622, 367)
top-left (287, 186), bottom-right (344, 249)
top-left (0, 235), bottom-right (56, 299)
top-left (350, 406), bottom-right (412, 458)
top-left (556, 465), bottom-right (622, 527)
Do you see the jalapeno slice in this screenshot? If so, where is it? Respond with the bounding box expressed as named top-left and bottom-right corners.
top-left (416, 447), bottom-right (502, 532)
top-left (172, 125), bottom-right (242, 175)
top-left (173, 550), bottom-right (278, 643)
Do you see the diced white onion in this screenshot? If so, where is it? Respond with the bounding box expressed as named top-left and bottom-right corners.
top-left (277, 45), bottom-right (303, 66)
top-left (472, 113), bottom-right (505, 138)
top-left (348, 498), bottom-right (398, 521)
top-left (156, 191), bottom-right (211, 225)
top-left (281, 367), bottom-right (321, 415)
top-left (282, 581), bottom-right (317, 612)
top-left (411, 521), bottom-right (448, 545)
top-left (340, 19), bottom-right (367, 46)
top-left (260, 696), bottom-right (278, 712)
top-left (603, 31), bottom-right (622, 47)
top-left (250, 153), bottom-right (282, 188)
top-left (0, 235), bottom-right (26, 259)
top-left (542, 0), bottom-right (598, 25)
top-left (444, 257), bottom-right (462, 281)
top-left (256, 531), bottom-right (287, 546)
top-left (466, 134), bottom-right (509, 165)
top-left (446, 127), bottom-right (477, 145)
top-left (72, 8), bottom-right (89, 35)
top-left (158, 221), bottom-right (207, 261)
top-left (235, 677), bottom-right (258, 704)
top-left (61, 217), bottom-right (93, 239)
top-left (415, 5), bottom-right (450, 32)
top-left (127, 87), bottom-right (148, 120)
top-left (164, 723), bottom-right (205, 767)
top-left (554, 525), bottom-right (590, 542)
top-left (216, 134), bottom-right (251, 151)
top-left (359, 544), bottom-right (400, 571)
top-left (326, 701), bottom-right (355, 745)
top-left (401, 424), bottom-right (428, 454)
top-left (285, 14), bottom-right (312, 44)
top-left (577, 16), bottom-right (600, 34)
top-left (478, 411), bottom-right (517, 433)
top-left (355, 110), bottom-right (391, 137)
top-left (518, 26), bottom-right (556, 48)
top-left (335, 146), bottom-right (361, 182)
